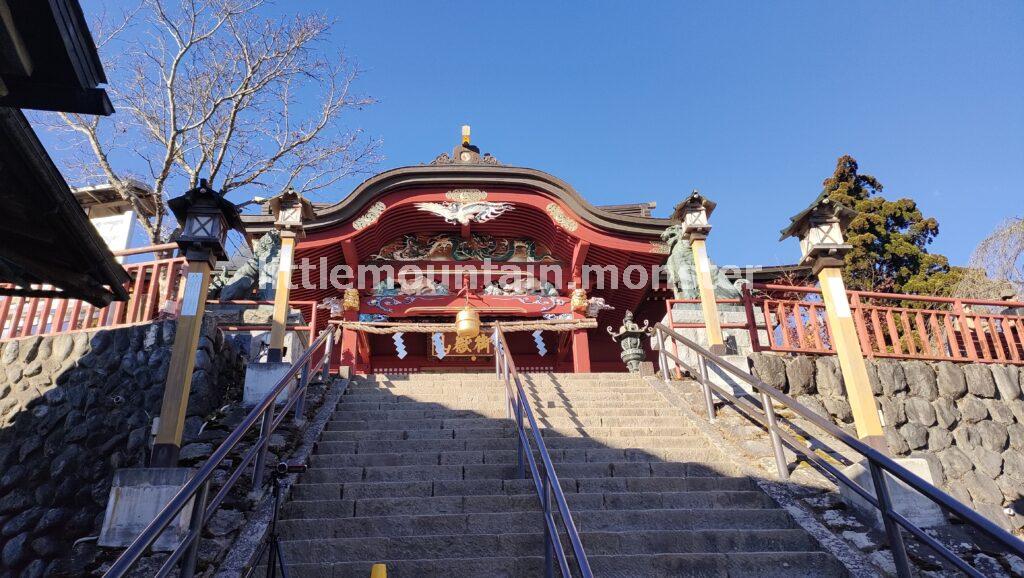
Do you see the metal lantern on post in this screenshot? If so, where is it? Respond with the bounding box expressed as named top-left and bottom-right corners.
top-left (787, 196), bottom-right (857, 269)
top-left (678, 190), bottom-right (715, 238)
top-left (264, 188), bottom-right (314, 363)
top-left (153, 179), bottom-right (242, 467)
top-left (670, 190), bottom-right (726, 355)
top-left (168, 179), bottom-right (241, 263)
top-left (779, 194), bottom-right (888, 451)
top-left (269, 187), bottom-right (314, 235)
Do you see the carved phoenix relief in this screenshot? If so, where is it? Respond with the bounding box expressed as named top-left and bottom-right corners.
top-left (414, 201), bottom-right (514, 226)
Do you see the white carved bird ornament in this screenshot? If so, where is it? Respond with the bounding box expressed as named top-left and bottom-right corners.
top-left (413, 201), bottom-right (514, 225)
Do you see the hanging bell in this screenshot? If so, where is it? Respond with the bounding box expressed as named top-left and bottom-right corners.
top-left (455, 305), bottom-right (481, 338)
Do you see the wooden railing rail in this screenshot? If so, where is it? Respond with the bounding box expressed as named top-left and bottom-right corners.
top-left (665, 283), bottom-right (1024, 365)
top-left (0, 253), bottom-right (188, 341)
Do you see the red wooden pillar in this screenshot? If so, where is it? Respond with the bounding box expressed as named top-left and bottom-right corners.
top-left (340, 310), bottom-right (359, 369)
top-left (571, 312), bottom-right (591, 373)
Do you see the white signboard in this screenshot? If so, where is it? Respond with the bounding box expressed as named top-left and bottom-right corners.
top-left (827, 276), bottom-right (852, 318)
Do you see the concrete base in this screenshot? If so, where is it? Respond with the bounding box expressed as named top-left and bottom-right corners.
top-left (99, 468), bottom-right (194, 551)
top-left (705, 354), bottom-right (757, 397)
top-left (839, 458), bottom-right (946, 530)
top-left (248, 330), bottom-right (307, 363)
top-left (243, 361), bottom-right (297, 405)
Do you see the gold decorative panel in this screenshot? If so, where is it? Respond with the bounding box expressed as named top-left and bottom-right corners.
top-left (352, 202), bottom-right (386, 231)
top-left (545, 203), bottom-right (578, 232)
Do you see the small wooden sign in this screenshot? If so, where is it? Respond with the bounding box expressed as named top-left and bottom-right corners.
top-left (430, 332), bottom-right (493, 360)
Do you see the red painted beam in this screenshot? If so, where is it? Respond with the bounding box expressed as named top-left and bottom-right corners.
top-left (570, 240), bottom-right (591, 285)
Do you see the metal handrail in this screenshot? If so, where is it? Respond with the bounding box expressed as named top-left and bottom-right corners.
top-left (652, 322), bottom-right (1024, 578)
top-left (492, 323), bottom-right (593, 578)
top-left (104, 327), bottom-right (336, 578)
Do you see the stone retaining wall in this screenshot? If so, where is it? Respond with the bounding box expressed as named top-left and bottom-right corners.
top-left (0, 321), bottom-right (245, 576)
top-left (749, 352), bottom-right (1024, 532)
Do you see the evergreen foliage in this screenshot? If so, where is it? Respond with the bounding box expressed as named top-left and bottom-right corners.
top-left (821, 155), bottom-right (958, 294)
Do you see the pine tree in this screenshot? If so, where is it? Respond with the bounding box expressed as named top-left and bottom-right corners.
top-left (821, 155), bottom-right (957, 294)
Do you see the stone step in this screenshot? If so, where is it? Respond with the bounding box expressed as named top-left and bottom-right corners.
top-left (282, 491), bottom-right (775, 519)
top-left (314, 435), bottom-right (708, 455)
top-left (331, 407), bottom-right (685, 420)
top-left (331, 405), bottom-right (679, 420)
top-left (289, 476), bottom-right (758, 501)
top-left (299, 461), bottom-right (743, 484)
top-left (308, 448), bottom-right (722, 468)
top-left (335, 400), bottom-right (675, 411)
top-left (318, 425), bottom-right (703, 442)
top-left (278, 528), bottom-right (820, 565)
top-left (326, 416), bottom-right (691, 431)
top-left (276, 552), bottom-right (843, 578)
top-left (338, 393), bottom-right (667, 404)
top-left (277, 508), bottom-right (797, 540)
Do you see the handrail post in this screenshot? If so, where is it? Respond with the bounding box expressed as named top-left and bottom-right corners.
top-left (698, 355), bottom-right (716, 422)
top-left (294, 359), bottom-right (309, 425)
top-left (251, 403), bottom-right (276, 492)
top-left (742, 284), bottom-right (763, 352)
top-left (516, 394), bottom-right (525, 480)
top-left (321, 330), bottom-right (334, 382)
top-left (179, 479), bottom-right (210, 578)
top-left (543, 473), bottom-right (554, 578)
top-left (760, 390), bottom-right (789, 480)
top-left (868, 461), bottom-right (913, 577)
top-left (657, 329), bottom-right (670, 383)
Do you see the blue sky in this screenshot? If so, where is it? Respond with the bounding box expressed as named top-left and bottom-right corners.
top-left (56, 1), bottom-right (1023, 267)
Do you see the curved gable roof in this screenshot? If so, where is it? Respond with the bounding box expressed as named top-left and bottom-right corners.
top-left (240, 163), bottom-right (671, 239)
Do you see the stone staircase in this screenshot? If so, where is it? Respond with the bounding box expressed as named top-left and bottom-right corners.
top-left (271, 372), bottom-right (847, 577)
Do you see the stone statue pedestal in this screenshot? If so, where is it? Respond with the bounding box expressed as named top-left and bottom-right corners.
top-left (653, 303), bottom-right (769, 397)
top-left (207, 303), bottom-right (309, 405)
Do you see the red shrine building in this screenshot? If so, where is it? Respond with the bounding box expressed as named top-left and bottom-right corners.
top-left (242, 132), bottom-right (679, 374)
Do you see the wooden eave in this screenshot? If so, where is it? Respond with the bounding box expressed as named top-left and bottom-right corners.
top-left (0, 107), bottom-right (128, 305)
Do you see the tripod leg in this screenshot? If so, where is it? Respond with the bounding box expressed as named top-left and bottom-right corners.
top-left (266, 533), bottom-right (280, 578)
top-left (275, 540), bottom-right (290, 578)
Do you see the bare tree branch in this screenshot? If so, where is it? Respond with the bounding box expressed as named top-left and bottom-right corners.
top-left (38, 0), bottom-right (379, 243)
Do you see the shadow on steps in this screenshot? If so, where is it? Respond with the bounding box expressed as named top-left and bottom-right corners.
top-left (250, 372), bottom-right (851, 578)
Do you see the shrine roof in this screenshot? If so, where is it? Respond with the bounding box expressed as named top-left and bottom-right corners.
top-left (240, 161), bottom-right (672, 238)
top-left (0, 108), bottom-right (129, 305)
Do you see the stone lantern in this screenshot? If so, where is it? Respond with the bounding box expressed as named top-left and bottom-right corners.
top-left (607, 311), bottom-right (653, 373)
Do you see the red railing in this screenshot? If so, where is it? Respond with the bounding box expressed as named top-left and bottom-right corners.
top-left (0, 252), bottom-right (187, 341)
top-left (666, 284), bottom-right (1024, 365)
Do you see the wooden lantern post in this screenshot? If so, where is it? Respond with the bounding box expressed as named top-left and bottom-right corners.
top-left (152, 180), bottom-right (243, 467)
top-left (780, 196), bottom-right (888, 453)
top-left (266, 189), bottom-right (314, 363)
top-left (675, 191), bottom-right (726, 355)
